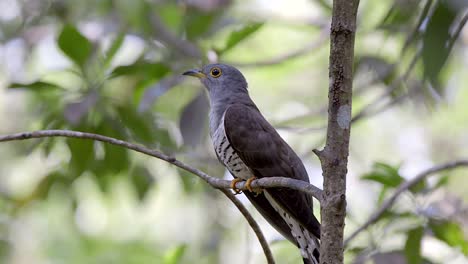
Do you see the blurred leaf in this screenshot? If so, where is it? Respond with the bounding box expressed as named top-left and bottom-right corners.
top-left (179, 92), bottom-right (208, 147)
top-left (379, 1), bottom-right (420, 31)
top-left (361, 162), bottom-right (404, 188)
top-left (131, 166), bottom-right (154, 200)
top-left (159, 3), bottom-right (183, 30)
top-left (185, 13), bottom-right (217, 40)
top-left (314, 0), bottom-right (332, 13)
top-left (355, 56), bottom-right (395, 85)
top-left (66, 137), bottom-right (95, 176)
top-left (117, 106), bottom-right (155, 143)
top-left (9, 81), bottom-right (64, 90)
top-left (104, 31), bottom-right (126, 68)
top-left (429, 220), bottom-right (468, 255)
top-left (163, 244), bottom-right (186, 264)
top-left (34, 171), bottom-right (73, 199)
top-left (434, 174), bottom-right (449, 189)
top-left (217, 22), bottom-right (264, 54)
top-left (64, 91), bottom-right (98, 125)
top-left (377, 186), bottom-right (389, 205)
top-left (110, 61), bottom-right (170, 79)
top-left (422, 1), bottom-right (457, 85)
top-left (405, 226), bottom-right (424, 264)
top-left (409, 179), bottom-right (427, 194)
top-left (58, 24), bottom-right (93, 68)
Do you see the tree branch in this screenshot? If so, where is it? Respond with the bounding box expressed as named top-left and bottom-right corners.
top-left (220, 189), bottom-right (275, 264)
top-left (0, 129), bottom-right (326, 263)
top-left (344, 160), bottom-right (468, 247)
top-left (0, 130), bottom-right (275, 263)
top-left (0, 130), bottom-right (323, 201)
top-left (314, 0), bottom-right (359, 263)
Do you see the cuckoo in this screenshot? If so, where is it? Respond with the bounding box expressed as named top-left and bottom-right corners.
top-left (183, 63), bottom-right (321, 264)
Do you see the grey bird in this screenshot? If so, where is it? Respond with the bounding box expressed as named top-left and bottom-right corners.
top-left (183, 63), bottom-right (320, 264)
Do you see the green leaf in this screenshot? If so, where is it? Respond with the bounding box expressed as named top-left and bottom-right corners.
top-left (66, 137), bottom-right (95, 176)
top-left (379, 2), bottom-right (419, 31)
top-left (131, 166), bottom-right (154, 200)
top-left (110, 62), bottom-right (170, 79)
top-left (434, 174), bottom-right (449, 189)
top-left (361, 162), bottom-right (404, 188)
top-left (58, 24), bottom-right (93, 67)
top-left (405, 226), bottom-right (424, 264)
top-left (218, 22), bottom-right (264, 54)
top-left (9, 81), bottom-right (64, 90)
top-left (163, 244), bottom-right (186, 264)
top-left (422, 1), bottom-right (457, 85)
top-left (430, 220), bottom-right (468, 255)
top-left (103, 31), bottom-right (125, 68)
top-left (185, 13), bottom-right (217, 40)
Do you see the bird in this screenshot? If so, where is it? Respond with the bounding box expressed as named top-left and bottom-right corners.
top-left (183, 63), bottom-right (321, 264)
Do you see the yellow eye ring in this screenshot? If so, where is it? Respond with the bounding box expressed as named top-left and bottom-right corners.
top-left (210, 67), bottom-right (222, 78)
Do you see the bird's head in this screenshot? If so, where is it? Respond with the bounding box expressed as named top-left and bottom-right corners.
top-left (183, 63), bottom-right (248, 94)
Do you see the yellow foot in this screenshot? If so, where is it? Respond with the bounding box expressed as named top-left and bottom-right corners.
top-left (230, 178), bottom-right (244, 194)
top-left (246, 176), bottom-right (263, 196)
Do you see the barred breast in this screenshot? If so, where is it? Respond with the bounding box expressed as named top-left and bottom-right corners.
top-left (211, 114), bottom-right (251, 180)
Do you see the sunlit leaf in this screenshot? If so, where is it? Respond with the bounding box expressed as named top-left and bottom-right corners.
top-left (58, 24), bottom-right (93, 67)
top-left (429, 220), bottom-right (468, 255)
top-left (405, 226), bottom-right (424, 264)
top-left (163, 244), bottom-right (186, 264)
top-left (361, 162), bottom-right (404, 188)
top-left (217, 22), bottom-right (264, 54)
top-left (9, 81), bottom-right (64, 90)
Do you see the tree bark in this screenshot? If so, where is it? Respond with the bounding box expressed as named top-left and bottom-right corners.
top-left (314, 0), bottom-right (359, 263)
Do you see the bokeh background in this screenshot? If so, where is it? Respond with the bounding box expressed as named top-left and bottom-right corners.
top-left (0, 0), bottom-right (467, 263)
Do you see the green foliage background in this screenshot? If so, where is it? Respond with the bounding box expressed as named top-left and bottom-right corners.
top-left (0, 0), bottom-right (467, 263)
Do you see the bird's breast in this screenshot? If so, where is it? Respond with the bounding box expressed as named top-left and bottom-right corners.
top-left (211, 117), bottom-right (251, 180)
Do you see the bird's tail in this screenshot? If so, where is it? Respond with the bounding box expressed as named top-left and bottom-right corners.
top-left (301, 231), bottom-right (320, 264)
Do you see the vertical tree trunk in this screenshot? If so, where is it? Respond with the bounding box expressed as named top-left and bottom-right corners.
top-left (314, 1), bottom-right (359, 263)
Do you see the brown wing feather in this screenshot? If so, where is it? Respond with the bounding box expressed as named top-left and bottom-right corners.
top-left (224, 104), bottom-right (321, 239)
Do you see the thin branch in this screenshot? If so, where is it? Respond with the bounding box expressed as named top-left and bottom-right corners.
top-left (0, 129), bottom-right (326, 264)
top-left (0, 129), bottom-right (277, 263)
top-left (221, 189), bottom-right (275, 264)
top-left (0, 130), bottom-right (323, 200)
top-left (344, 160), bottom-right (468, 247)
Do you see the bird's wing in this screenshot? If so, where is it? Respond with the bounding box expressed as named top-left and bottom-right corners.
top-left (223, 104), bottom-right (320, 238)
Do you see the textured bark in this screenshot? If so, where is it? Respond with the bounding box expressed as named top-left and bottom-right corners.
top-left (314, 1), bottom-right (359, 263)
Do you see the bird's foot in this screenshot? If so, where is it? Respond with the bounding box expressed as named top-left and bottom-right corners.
top-left (230, 178), bottom-right (244, 194)
top-left (246, 176), bottom-right (263, 196)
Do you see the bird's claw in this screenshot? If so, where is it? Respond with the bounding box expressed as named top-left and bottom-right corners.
top-left (246, 176), bottom-right (263, 196)
top-left (230, 178), bottom-right (243, 194)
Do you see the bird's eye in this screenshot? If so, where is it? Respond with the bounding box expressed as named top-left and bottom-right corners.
top-left (210, 67), bottom-right (222, 78)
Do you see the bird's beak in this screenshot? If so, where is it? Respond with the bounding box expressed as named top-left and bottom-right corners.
top-left (182, 69), bottom-right (206, 79)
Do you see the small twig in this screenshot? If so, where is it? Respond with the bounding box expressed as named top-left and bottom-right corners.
top-left (0, 129), bottom-right (282, 263)
top-left (0, 130), bottom-right (323, 200)
top-left (344, 160), bottom-right (468, 247)
top-left (221, 189), bottom-right (275, 264)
